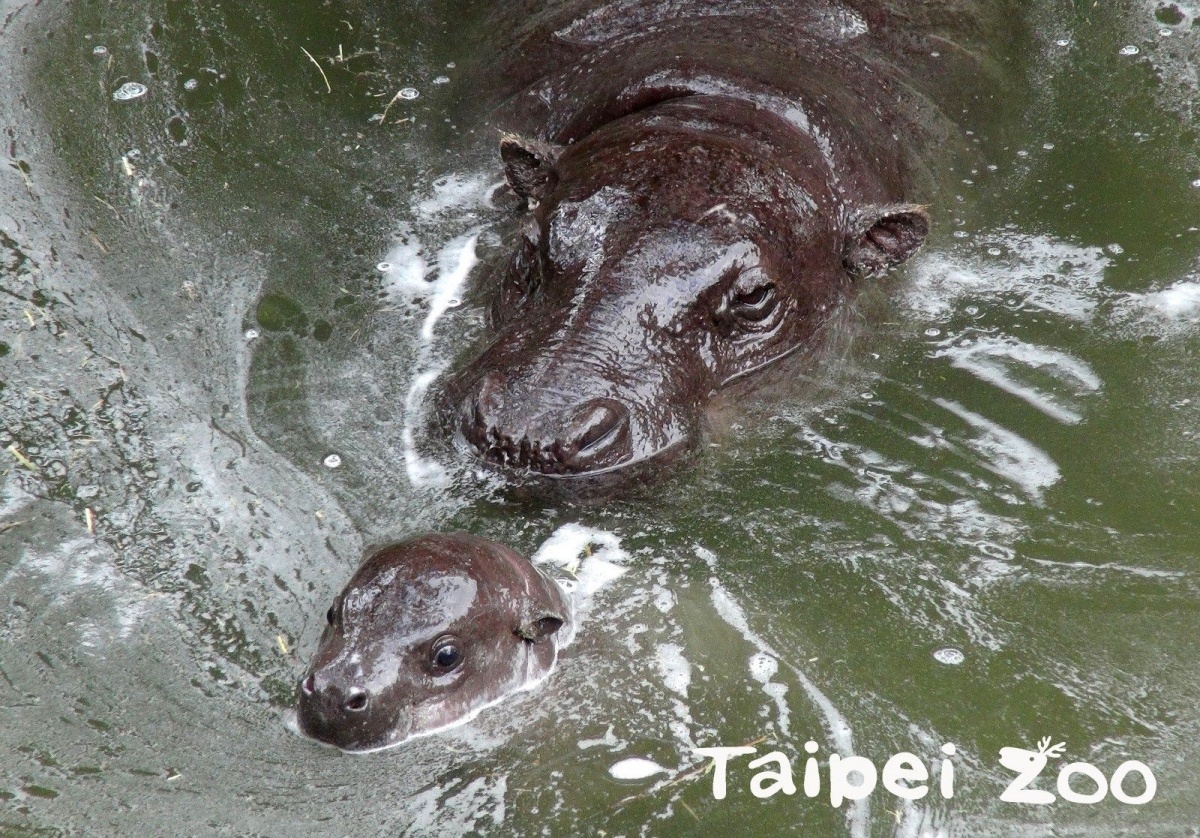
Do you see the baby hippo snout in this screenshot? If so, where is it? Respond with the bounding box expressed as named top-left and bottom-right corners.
top-left (300, 673), bottom-right (369, 714)
top-left (461, 371), bottom-right (633, 474)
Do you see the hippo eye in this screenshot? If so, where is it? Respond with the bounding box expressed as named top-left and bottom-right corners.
top-left (430, 635), bottom-right (464, 673)
top-left (730, 281), bottom-right (777, 323)
top-left (325, 601), bottom-right (338, 626)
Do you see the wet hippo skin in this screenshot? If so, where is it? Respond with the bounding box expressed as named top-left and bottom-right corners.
top-left (296, 533), bottom-right (572, 752)
top-left (441, 0), bottom-right (1022, 489)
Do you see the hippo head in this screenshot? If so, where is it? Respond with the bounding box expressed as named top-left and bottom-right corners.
top-left (295, 533), bottom-right (571, 752)
top-left (444, 95), bottom-right (927, 486)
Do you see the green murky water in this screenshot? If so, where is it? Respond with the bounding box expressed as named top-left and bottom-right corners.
top-left (2, 0), bottom-right (1199, 835)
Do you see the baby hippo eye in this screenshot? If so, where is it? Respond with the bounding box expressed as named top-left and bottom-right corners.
top-left (326, 602), bottom-right (338, 626)
top-left (430, 635), bottom-right (464, 672)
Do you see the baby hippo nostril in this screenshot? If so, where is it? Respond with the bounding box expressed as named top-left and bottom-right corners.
top-left (343, 689), bottom-right (368, 713)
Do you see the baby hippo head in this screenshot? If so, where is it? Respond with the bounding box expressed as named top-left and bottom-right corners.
top-left (295, 533), bottom-right (572, 752)
top-left (444, 95), bottom-right (927, 487)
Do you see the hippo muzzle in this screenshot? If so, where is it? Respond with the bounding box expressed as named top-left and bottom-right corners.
top-left (442, 95), bottom-right (929, 489)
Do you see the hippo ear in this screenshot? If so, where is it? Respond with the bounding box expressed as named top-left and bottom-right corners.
top-left (844, 204), bottom-right (930, 277)
top-left (515, 613), bottom-right (565, 643)
top-left (500, 133), bottom-right (562, 205)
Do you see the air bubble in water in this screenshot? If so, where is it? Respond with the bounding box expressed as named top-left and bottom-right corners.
top-left (112, 82), bottom-right (148, 102)
top-left (933, 648), bottom-right (965, 666)
top-left (1118, 44), bottom-right (1140, 56)
top-left (93, 45), bottom-right (109, 57)
top-left (397, 87), bottom-right (419, 100)
top-left (377, 262), bottom-right (393, 272)
top-left (183, 78), bottom-right (199, 91)
top-left (244, 329), bottom-right (260, 340)
top-left (323, 454), bottom-right (342, 469)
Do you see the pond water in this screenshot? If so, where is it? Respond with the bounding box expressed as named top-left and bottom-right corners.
top-left (2, 0), bottom-right (1200, 835)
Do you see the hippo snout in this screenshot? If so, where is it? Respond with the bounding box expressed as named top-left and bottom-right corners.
top-left (460, 371), bottom-right (634, 474)
top-left (300, 673), bottom-right (368, 714)
top-left (296, 670), bottom-right (404, 752)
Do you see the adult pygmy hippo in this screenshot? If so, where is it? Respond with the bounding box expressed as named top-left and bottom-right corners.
top-left (441, 0), bottom-right (1020, 487)
top-left (296, 533), bottom-right (572, 752)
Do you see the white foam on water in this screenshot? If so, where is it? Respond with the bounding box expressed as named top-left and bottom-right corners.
top-left (609, 757), bottom-right (668, 780)
top-left (1110, 279), bottom-right (1200, 338)
top-left (934, 399), bottom-right (1061, 503)
top-left (656, 643), bottom-right (692, 698)
top-left (531, 523), bottom-right (629, 605)
top-left (383, 230), bottom-right (481, 488)
top-left (906, 234), bottom-right (1110, 323)
top-left (933, 336), bottom-right (1101, 425)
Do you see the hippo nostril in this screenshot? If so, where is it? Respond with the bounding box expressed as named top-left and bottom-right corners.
top-left (343, 690), bottom-right (368, 712)
top-left (570, 399), bottom-right (630, 453)
top-left (301, 675), bottom-right (315, 696)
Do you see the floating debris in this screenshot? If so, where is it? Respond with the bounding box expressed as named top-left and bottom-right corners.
top-left (6, 444), bottom-right (38, 472)
top-left (112, 82), bottom-right (148, 102)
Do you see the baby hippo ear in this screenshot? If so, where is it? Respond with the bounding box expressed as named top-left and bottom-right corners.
top-left (844, 204), bottom-right (930, 277)
top-left (516, 613), bottom-right (565, 642)
top-left (500, 133), bottom-right (562, 205)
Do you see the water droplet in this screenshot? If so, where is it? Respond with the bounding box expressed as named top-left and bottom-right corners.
top-left (397, 87), bottom-right (419, 100)
top-left (323, 454), bottom-right (342, 469)
top-left (183, 78), bottom-right (199, 91)
top-left (112, 82), bottom-right (148, 102)
top-left (432, 76), bottom-right (450, 84)
top-left (860, 392), bottom-right (875, 400)
top-left (244, 329), bottom-right (260, 340)
top-left (1118, 44), bottom-right (1140, 56)
top-left (952, 230), bottom-right (970, 239)
top-left (92, 45), bottom-right (108, 57)
top-left (1016, 149), bottom-right (1029, 158)
top-left (1042, 142), bottom-right (1055, 150)
top-left (1160, 27), bottom-right (1173, 36)
top-left (377, 261), bottom-right (393, 272)
top-left (987, 247), bottom-right (1002, 256)
top-left (924, 328), bottom-right (941, 337)
top-left (933, 648), bottom-right (965, 666)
